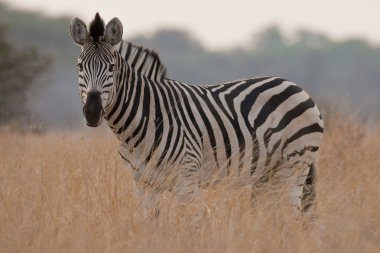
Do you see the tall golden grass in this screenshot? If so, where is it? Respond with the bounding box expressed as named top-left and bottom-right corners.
top-left (0, 114), bottom-right (379, 253)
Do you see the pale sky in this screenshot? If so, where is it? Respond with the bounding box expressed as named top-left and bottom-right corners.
top-left (2, 0), bottom-right (379, 49)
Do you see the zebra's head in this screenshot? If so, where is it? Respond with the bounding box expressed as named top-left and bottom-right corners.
top-left (70, 13), bottom-right (123, 127)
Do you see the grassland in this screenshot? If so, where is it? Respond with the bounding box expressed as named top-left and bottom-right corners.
top-left (0, 114), bottom-right (379, 253)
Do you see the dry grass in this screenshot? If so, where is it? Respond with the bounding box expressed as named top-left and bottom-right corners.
top-left (0, 115), bottom-right (380, 253)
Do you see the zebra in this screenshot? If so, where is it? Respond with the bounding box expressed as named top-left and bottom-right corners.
top-left (70, 13), bottom-right (324, 211)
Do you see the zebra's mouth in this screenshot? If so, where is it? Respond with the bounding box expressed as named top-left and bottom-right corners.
top-left (85, 111), bottom-right (103, 127)
top-left (83, 91), bottom-right (104, 127)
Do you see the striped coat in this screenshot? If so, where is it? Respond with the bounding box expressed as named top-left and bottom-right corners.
top-left (70, 13), bottom-right (323, 210)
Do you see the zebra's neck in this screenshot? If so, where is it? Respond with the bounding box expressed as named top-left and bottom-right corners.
top-left (104, 49), bottom-right (160, 144)
top-left (114, 40), bottom-right (167, 81)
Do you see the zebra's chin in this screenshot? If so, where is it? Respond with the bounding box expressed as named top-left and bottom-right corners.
top-left (85, 118), bottom-right (102, 127)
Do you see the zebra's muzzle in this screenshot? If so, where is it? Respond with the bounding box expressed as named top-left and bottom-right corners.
top-left (83, 91), bottom-right (104, 127)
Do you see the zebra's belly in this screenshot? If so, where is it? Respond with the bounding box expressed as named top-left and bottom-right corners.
top-left (197, 148), bottom-right (280, 189)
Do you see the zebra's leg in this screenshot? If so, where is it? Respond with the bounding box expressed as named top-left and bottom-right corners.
top-left (134, 183), bottom-right (161, 222)
top-left (174, 155), bottom-right (203, 234)
top-left (175, 156), bottom-right (201, 203)
top-left (250, 174), bottom-right (269, 210)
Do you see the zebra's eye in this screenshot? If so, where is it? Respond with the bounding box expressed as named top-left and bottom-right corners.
top-left (77, 62), bottom-right (83, 71)
top-left (108, 63), bottom-right (115, 72)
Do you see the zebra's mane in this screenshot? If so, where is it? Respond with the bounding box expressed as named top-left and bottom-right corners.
top-left (118, 41), bottom-right (167, 80)
top-left (89, 13), bottom-right (105, 43)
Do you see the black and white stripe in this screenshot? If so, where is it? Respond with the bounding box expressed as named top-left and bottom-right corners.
top-left (71, 14), bottom-right (324, 211)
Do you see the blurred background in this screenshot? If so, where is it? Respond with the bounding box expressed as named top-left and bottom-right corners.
top-left (0, 0), bottom-right (379, 129)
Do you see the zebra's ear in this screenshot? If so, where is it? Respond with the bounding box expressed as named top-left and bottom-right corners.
top-left (104, 17), bottom-right (123, 45)
top-left (70, 18), bottom-right (89, 46)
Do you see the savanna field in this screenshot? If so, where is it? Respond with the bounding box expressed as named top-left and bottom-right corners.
top-left (0, 113), bottom-right (379, 253)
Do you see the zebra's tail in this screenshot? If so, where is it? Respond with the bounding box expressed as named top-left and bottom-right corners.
top-left (301, 162), bottom-right (317, 212)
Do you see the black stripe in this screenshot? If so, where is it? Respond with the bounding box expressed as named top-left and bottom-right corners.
top-left (263, 97), bottom-right (316, 148)
top-left (273, 98), bottom-right (315, 133)
top-left (265, 139), bottom-right (281, 167)
top-left (117, 71), bottom-right (141, 134)
top-left (156, 82), bottom-right (175, 167)
top-left (241, 78), bottom-right (286, 130)
top-left (176, 85), bottom-right (202, 146)
top-left (183, 132), bottom-right (202, 162)
top-left (253, 85), bottom-right (303, 131)
top-left (103, 82), bottom-right (113, 88)
top-left (153, 58), bottom-right (161, 80)
top-left (133, 77), bottom-right (152, 148)
top-left (218, 90), bottom-right (246, 169)
top-left (226, 77), bottom-right (273, 101)
top-left (180, 85), bottom-right (219, 167)
top-left (282, 123), bottom-right (324, 153)
top-left (126, 78), bottom-right (150, 147)
top-left (118, 151), bottom-right (139, 172)
top-left (250, 138), bottom-right (260, 176)
top-left (189, 86), bottom-right (232, 170)
top-left (165, 83), bottom-right (204, 162)
top-left (137, 52), bottom-right (149, 73)
top-left (164, 82), bottom-right (185, 163)
top-left (206, 79), bottom-right (243, 93)
top-left (148, 57), bottom-right (157, 79)
top-left (286, 146), bottom-right (319, 160)
top-left (167, 127), bottom-right (182, 163)
top-left (145, 78), bottom-right (164, 163)
top-left (172, 133), bottom-right (186, 165)
top-left (124, 43), bottom-right (132, 60)
top-left (237, 78), bottom-right (286, 174)
top-left (131, 46), bottom-right (143, 69)
top-left (106, 62), bottom-right (129, 120)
